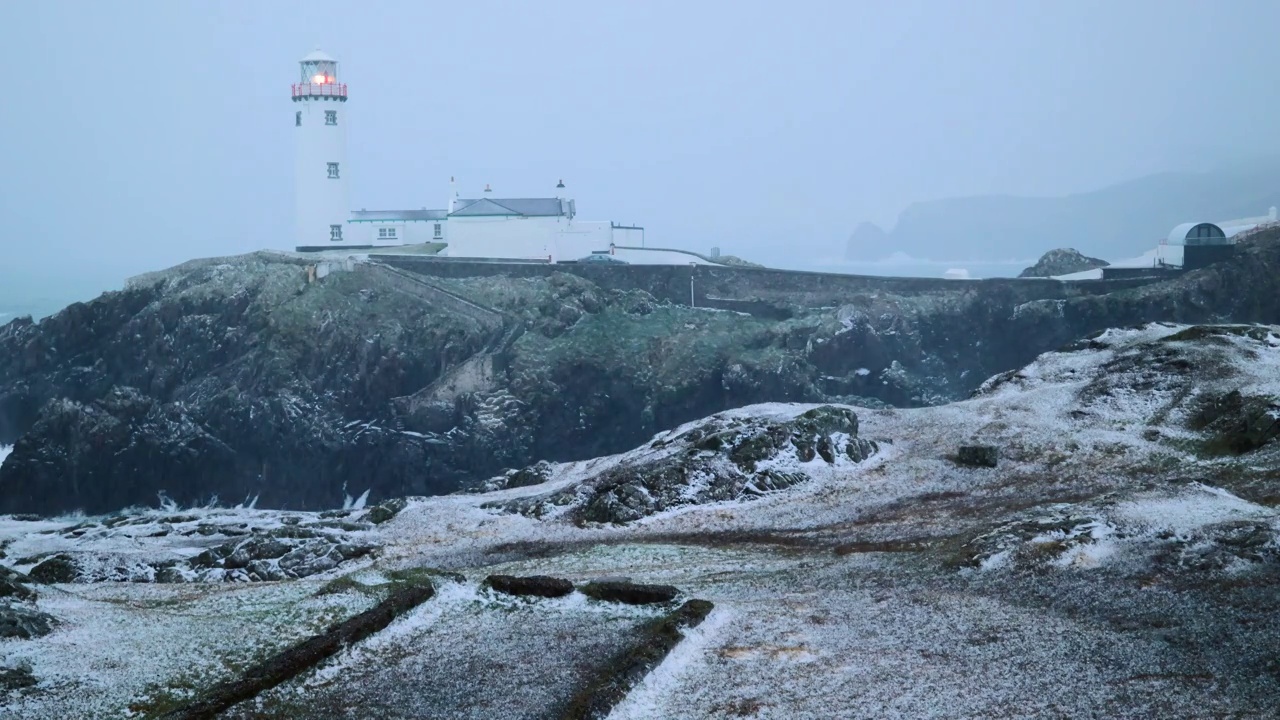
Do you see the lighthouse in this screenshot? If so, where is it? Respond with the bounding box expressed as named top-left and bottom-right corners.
top-left (293, 50), bottom-right (349, 247)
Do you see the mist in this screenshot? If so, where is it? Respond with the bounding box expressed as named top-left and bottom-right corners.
top-left (3, 0), bottom-right (1279, 308)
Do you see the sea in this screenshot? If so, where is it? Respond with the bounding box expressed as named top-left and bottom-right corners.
top-left (0, 292), bottom-right (102, 324)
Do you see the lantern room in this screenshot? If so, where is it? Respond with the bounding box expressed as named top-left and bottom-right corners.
top-left (300, 49), bottom-right (337, 83)
top-left (293, 49), bottom-right (347, 101)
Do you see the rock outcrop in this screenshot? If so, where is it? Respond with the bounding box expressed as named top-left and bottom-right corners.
top-left (489, 405), bottom-right (880, 524)
top-left (1019, 248), bottom-right (1109, 277)
top-left (12, 508), bottom-right (377, 584)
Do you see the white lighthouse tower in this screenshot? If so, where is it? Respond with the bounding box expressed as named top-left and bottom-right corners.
top-left (293, 49), bottom-right (349, 248)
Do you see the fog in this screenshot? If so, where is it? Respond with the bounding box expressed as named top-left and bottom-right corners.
top-left (2, 0), bottom-right (1279, 308)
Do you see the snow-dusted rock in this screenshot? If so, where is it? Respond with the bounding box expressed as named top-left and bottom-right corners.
top-left (7, 508), bottom-right (379, 585)
top-left (488, 405), bottom-right (880, 524)
top-left (0, 603), bottom-right (52, 640)
top-left (1019, 247), bottom-right (1109, 277)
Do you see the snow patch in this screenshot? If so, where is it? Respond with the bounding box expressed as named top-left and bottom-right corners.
top-left (607, 605), bottom-right (734, 720)
top-left (1050, 522), bottom-right (1117, 569)
top-left (1111, 483), bottom-right (1274, 534)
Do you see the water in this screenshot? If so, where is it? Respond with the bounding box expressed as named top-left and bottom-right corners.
top-left (0, 266), bottom-right (121, 322)
top-left (0, 295), bottom-right (96, 323)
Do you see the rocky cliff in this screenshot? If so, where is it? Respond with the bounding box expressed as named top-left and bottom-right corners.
top-left (4, 230), bottom-right (1280, 515)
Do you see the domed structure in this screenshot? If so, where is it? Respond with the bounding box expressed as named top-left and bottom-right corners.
top-left (1167, 222), bottom-right (1229, 247)
top-left (1166, 221), bottom-right (1235, 271)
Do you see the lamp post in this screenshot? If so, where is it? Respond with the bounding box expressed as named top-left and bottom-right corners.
top-left (690, 262), bottom-right (697, 308)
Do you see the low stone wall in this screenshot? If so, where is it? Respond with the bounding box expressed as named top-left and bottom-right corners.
top-left (160, 581), bottom-right (436, 720)
top-left (1102, 266), bottom-right (1184, 280)
top-left (375, 256), bottom-right (1167, 310)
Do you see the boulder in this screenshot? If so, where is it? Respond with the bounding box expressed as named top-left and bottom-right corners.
top-left (1187, 390), bottom-right (1280, 455)
top-left (28, 554), bottom-right (78, 583)
top-left (363, 497), bottom-right (408, 525)
top-left (503, 461), bottom-right (555, 490)
top-left (222, 537), bottom-right (293, 569)
top-left (955, 445), bottom-right (999, 468)
top-left (0, 603), bottom-right (54, 639)
top-left (0, 664), bottom-right (37, 693)
top-left (484, 574), bottom-right (575, 598)
top-left (0, 567), bottom-right (36, 601)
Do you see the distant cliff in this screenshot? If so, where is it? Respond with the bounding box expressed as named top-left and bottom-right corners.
top-left (4, 232), bottom-right (1280, 515)
top-left (848, 159), bottom-right (1280, 262)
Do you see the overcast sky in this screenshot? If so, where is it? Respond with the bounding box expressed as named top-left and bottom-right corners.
top-left (2, 0), bottom-right (1279, 298)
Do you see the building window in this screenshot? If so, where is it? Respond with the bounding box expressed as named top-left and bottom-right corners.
top-left (295, 111), bottom-right (301, 127)
top-left (330, 224), bottom-right (343, 242)
top-left (378, 227), bottom-right (397, 239)
top-left (327, 162), bottom-right (340, 179)
top-left (325, 110), bottom-right (337, 126)
top-left (433, 223), bottom-right (442, 239)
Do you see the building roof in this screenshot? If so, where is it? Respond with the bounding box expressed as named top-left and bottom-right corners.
top-left (350, 209), bottom-right (447, 222)
top-left (450, 197), bottom-right (571, 218)
top-left (301, 49), bottom-right (336, 63)
top-left (1167, 222), bottom-right (1230, 246)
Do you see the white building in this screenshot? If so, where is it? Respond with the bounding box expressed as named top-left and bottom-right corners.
top-left (293, 50), bottom-right (349, 249)
top-left (293, 50), bottom-right (647, 262)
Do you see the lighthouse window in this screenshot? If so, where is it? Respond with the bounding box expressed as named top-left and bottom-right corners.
top-left (295, 111), bottom-right (301, 127)
top-left (327, 162), bottom-right (340, 179)
top-left (378, 227), bottom-right (397, 239)
top-left (433, 223), bottom-right (443, 239)
top-left (325, 110), bottom-right (337, 126)
top-left (330, 225), bottom-right (343, 242)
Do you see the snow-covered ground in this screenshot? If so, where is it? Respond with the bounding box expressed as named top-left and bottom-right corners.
top-left (4, 323), bottom-right (1280, 717)
top-left (3, 579), bottom-right (378, 719)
